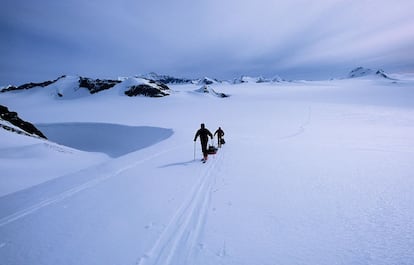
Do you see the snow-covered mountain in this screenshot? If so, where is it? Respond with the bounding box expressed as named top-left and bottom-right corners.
top-left (4, 66), bottom-right (401, 98)
top-left (137, 73), bottom-right (223, 86)
top-left (1, 76), bottom-right (171, 99)
top-left (0, 73), bottom-right (281, 100)
top-left (347, 67), bottom-right (396, 80)
top-left (137, 72), bottom-right (195, 84)
top-left (233, 75), bottom-right (286, 84)
top-left (194, 85), bottom-right (230, 98)
top-left (195, 77), bottom-right (220, 85)
top-left (233, 75), bottom-right (265, 84)
top-left (0, 75), bottom-right (67, 92)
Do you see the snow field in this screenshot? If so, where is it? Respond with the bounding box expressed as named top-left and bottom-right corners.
top-left (1, 76), bottom-right (414, 264)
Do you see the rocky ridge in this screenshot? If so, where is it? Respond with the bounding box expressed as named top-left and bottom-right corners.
top-left (0, 105), bottom-right (47, 139)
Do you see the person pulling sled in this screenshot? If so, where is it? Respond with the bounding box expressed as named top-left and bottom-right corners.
top-left (194, 123), bottom-right (213, 162)
top-left (214, 126), bottom-right (225, 148)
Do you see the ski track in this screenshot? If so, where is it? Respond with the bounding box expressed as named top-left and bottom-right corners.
top-left (0, 145), bottom-right (182, 227)
top-left (278, 106), bottom-right (312, 140)
top-left (138, 150), bottom-right (224, 265)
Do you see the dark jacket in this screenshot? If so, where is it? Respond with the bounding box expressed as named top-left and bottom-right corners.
top-left (214, 128), bottom-right (224, 138)
top-left (194, 128), bottom-right (213, 143)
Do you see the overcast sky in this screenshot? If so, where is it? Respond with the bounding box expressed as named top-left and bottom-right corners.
top-left (1, 0), bottom-right (414, 85)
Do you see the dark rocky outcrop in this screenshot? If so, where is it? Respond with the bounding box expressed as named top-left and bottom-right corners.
top-left (0, 105), bottom-right (47, 139)
top-left (375, 69), bottom-right (393, 79)
top-left (124, 83), bottom-right (170, 97)
top-left (348, 67), bottom-right (370, 78)
top-left (78, 77), bottom-right (122, 94)
top-left (148, 80), bottom-right (170, 90)
top-left (1, 76), bottom-right (66, 93)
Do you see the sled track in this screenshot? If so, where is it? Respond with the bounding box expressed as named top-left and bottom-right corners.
top-left (138, 152), bottom-right (224, 265)
top-left (0, 146), bottom-right (181, 227)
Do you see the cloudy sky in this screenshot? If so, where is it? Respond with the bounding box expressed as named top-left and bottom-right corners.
top-left (1, 0), bottom-right (414, 85)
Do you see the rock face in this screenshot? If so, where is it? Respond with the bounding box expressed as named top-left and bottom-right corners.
top-left (124, 81), bottom-right (170, 97)
top-left (0, 105), bottom-right (47, 139)
top-left (78, 77), bottom-right (122, 94)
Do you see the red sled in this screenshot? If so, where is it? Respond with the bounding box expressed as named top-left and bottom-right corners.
top-left (207, 145), bottom-right (218, 154)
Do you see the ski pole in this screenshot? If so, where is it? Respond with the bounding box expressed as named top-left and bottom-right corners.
top-left (193, 141), bottom-right (196, 160)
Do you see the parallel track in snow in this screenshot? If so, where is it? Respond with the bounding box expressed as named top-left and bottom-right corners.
top-left (0, 146), bottom-right (181, 227)
top-left (138, 151), bottom-right (224, 265)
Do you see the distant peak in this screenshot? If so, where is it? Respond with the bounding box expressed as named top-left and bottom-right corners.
top-left (198, 77), bottom-right (220, 85)
top-left (233, 75), bottom-right (285, 84)
top-left (138, 72), bottom-right (195, 84)
top-left (348, 67), bottom-right (395, 80)
top-left (194, 85), bottom-right (229, 98)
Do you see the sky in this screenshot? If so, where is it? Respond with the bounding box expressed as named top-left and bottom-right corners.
top-left (1, 0), bottom-right (414, 85)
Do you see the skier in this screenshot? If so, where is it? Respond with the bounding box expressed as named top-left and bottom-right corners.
top-left (214, 126), bottom-right (225, 148)
top-left (194, 123), bottom-right (213, 162)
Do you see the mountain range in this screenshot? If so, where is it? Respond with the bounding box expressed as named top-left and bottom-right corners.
top-left (1, 67), bottom-right (396, 97)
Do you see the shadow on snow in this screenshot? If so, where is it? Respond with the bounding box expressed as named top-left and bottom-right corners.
top-left (36, 122), bottom-right (173, 158)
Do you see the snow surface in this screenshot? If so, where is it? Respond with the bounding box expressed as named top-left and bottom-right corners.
top-left (1, 75), bottom-right (414, 265)
top-left (36, 123), bottom-right (173, 158)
